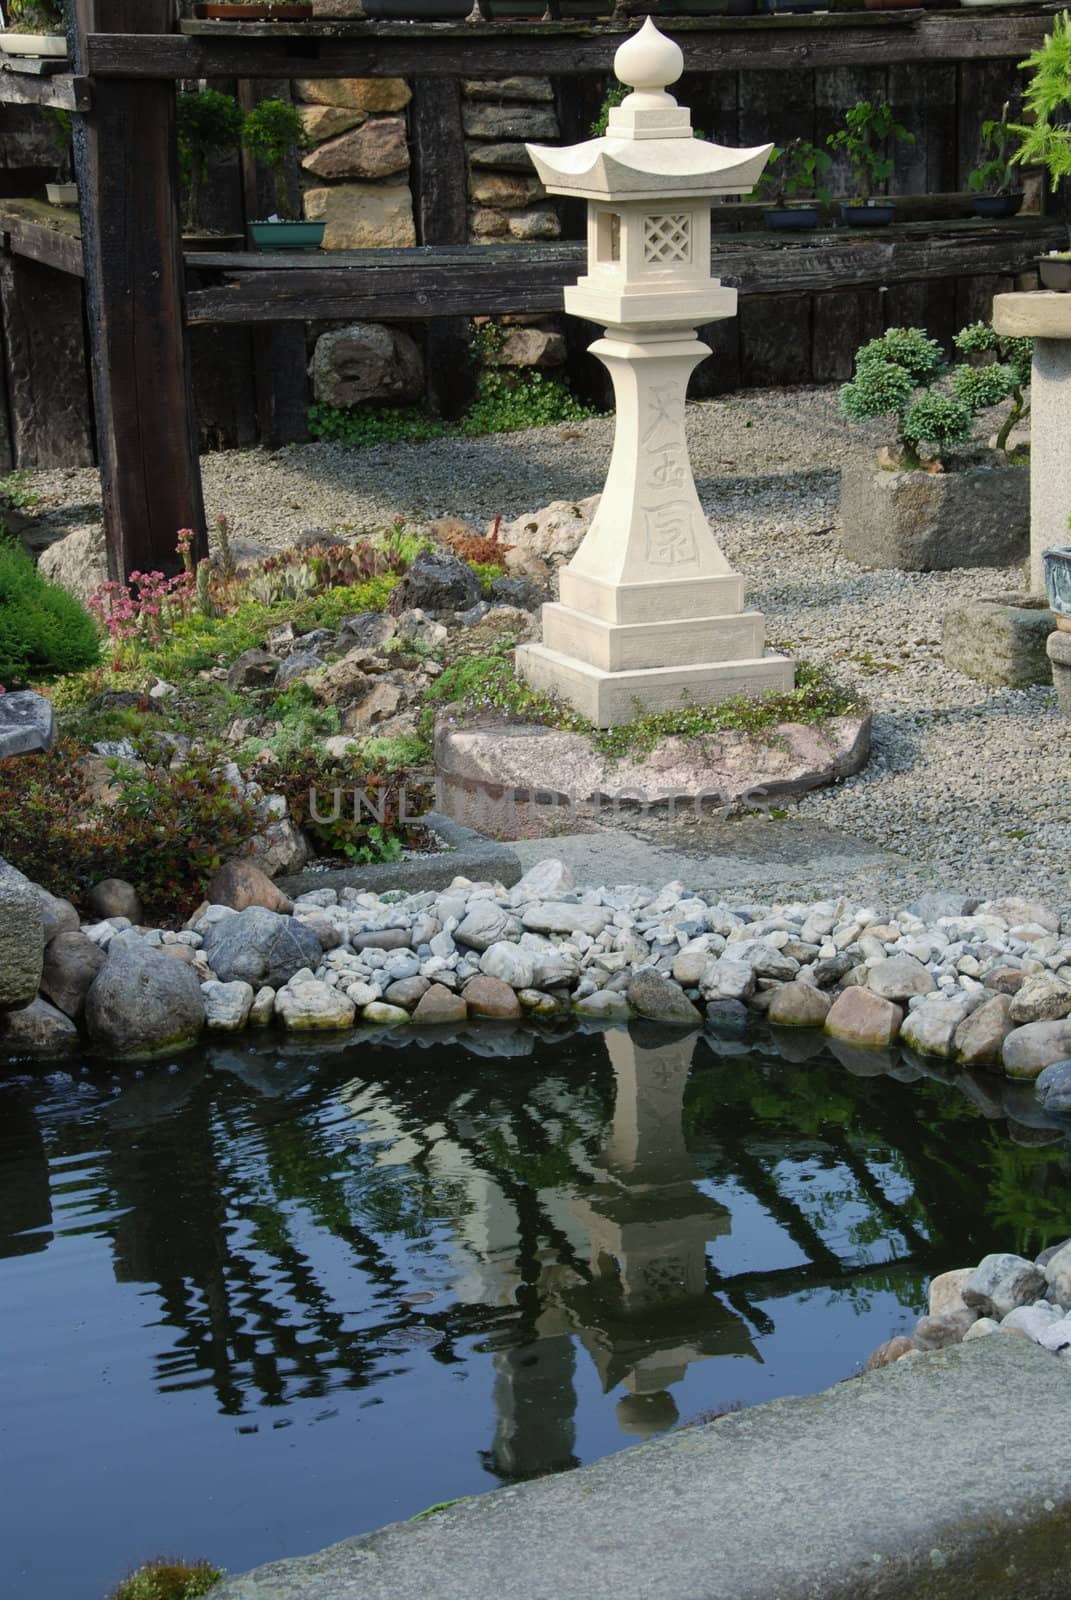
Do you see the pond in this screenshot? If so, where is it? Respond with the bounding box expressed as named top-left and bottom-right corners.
top-left (2, 1021), bottom-right (1069, 1600)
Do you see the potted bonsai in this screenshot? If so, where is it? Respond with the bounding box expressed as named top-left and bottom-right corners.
top-left (177, 88), bottom-right (246, 250)
top-left (837, 323), bottom-right (1032, 570)
top-left (827, 100), bottom-right (914, 226)
top-left (967, 107), bottom-right (1024, 218)
top-left (752, 138), bottom-right (832, 230)
top-left (242, 98), bottom-right (325, 252)
top-left (1010, 11), bottom-right (1071, 289)
top-left (0, 0), bottom-right (66, 57)
top-left (44, 107), bottom-right (76, 206)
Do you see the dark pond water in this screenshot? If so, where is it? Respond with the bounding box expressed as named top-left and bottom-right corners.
top-left (2, 1020), bottom-right (1070, 1600)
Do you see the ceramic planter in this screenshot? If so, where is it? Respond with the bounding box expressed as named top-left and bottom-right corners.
top-left (481, 0), bottom-right (545, 14)
top-left (972, 193), bottom-right (1024, 219)
top-left (759, 0), bottom-right (825, 12)
top-left (45, 181), bottom-right (77, 205)
top-left (1043, 547), bottom-right (1071, 616)
top-left (196, 4), bottom-right (313, 17)
top-left (635, 0), bottom-right (754, 13)
top-left (546, 0), bottom-right (613, 15)
top-left (249, 219), bottom-right (325, 251)
top-left (764, 206), bottom-right (820, 230)
top-left (363, 0), bottom-right (472, 14)
top-left (0, 32), bottom-right (67, 57)
top-left (1037, 255), bottom-right (1071, 292)
top-left (863, 0), bottom-right (919, 9)
top-left (841, 202), bottom-right (896, 227)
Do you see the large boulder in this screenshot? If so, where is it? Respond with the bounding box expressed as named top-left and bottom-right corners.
top-left (0, 690), bottom-right (55, 759)
top-left (301, 117), bottom-right (409, 182)
top-left (86, 877), bottom-right (143, 923)
top-left (84, 932), bottom-right (205, 1059)
top-left (205, 860), bottom-right (293, 915)
top-left (501, 495), bottom-right (600, 568)
top-left (309, 321), bottom-right (423, 408)
top-left (825, 988), bottom-right (904, 1048)
top-left (840, 458), bottom-right (1028, 571)
top-left (40, 931), bottom-right (107, 1019)
top-left (0, 996), bottom-right (78, 1058)
top-left (303, 182), bottom-right (416, 250)
top-left (388, 549), bottom-right (482, 616)
top-left (37, 525), bottom-right (108, 606)
top-left (276, 975), bottom-right (357, 1031)
top-left (1002, 1019), bottom-right (1071, 1080)
top-left (627, 969), bottom-right (702, 1026)
top-left (0, 858), bottom-right (44, 1010)
top-left (200, 907), bottom-right (324, 991)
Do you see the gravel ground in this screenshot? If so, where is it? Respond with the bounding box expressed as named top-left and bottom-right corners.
top-left (22, 385), bottom-right (1070, 909)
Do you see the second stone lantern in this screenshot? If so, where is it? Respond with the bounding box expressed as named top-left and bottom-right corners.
top-left (516, 18), bottom-right (794, 726)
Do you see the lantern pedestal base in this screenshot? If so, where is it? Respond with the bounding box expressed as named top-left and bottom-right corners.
top-left (515, 640), bottom-right (795, 728)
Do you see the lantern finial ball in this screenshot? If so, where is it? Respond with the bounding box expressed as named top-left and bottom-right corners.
top-left (613, 17), bottom-right (684, 96)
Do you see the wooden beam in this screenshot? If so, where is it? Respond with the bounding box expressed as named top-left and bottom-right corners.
top-left (0, 199), bottom-right (85, 276)
top-left (410, 75), bottom-right (475, 421)
top-left (184, 219), bottom-right (1066, 324)
top-left (0, 69), bottom-right (90, 110)
top-left (71, 0), bottom-right (206, 580)
top-left (84, 10), bottom-right (1058, 80)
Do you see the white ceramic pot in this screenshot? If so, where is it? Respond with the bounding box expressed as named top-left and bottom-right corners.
top-left (45, 181), bottom-right (77, 205)
top-left (0, 32), bottom-right (68, 57)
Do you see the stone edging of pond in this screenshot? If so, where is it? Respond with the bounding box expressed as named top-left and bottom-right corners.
top-left (3, 857), bottom-right (1071, 1104)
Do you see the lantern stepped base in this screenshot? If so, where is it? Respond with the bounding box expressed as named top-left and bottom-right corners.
top-left (516, 641), bottom-right (794, 727)
top-left (541, 601), bottom-right (767, 672)
top-left (559, 569), bottom-right (745, 625)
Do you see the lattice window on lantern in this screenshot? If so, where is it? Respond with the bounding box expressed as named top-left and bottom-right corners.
top-left (643, 212), bottom-right (692, 265)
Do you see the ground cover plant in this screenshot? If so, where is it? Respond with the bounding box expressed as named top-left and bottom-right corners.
top-left (421, 651), bottom-right (861, 762)
top-left (107, 1558), bottom-right (222, 1600)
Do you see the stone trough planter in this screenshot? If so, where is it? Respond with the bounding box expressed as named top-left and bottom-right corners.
top-left (840, 457), bottom-right (1029, 571)
top-left (275, 812), bottom-right (523, 899)
top-left (942, 593), bottom-right (1056, 687)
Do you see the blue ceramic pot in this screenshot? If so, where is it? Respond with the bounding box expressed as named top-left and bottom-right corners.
top-left (1043, 547), bottom-right (1071, 616)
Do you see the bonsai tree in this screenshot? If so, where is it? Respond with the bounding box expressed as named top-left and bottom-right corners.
top-left (839, 323), bottom-right (1033, 469)
top-left (950, 322), bottom-right (1033, 455)
top-left (1011, 9), bottom-right (1071, 192)
top-left (968, 105), bottom-right (1021, 198)
top-left (827, 100), bottom-right (914, 202)
top-left (176, 89), bottom-right (245, 235)
top-left (752, 138), bottom-right (833, 208)
top-left (241, 98), bottom-right (308, 220)
top-left (5, 0), bottom-right (64, 34)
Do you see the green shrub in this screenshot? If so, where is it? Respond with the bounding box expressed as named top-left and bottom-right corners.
top-left (459, 369), bottom-right (594, 435)
top-left (900, 392), bottom-right (975, 454)
top-left (108, 1557), bottom-right (223, 1600)
top-left (0, 540), bottom-right (99, 686)
top-left (258, 745), bottom-right (432, 862)
top-left (0, 739), bottom-right (262, 921)
top-left (308, 403), bottom-right (448, 447)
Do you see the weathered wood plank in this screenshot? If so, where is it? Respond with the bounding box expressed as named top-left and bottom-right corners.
top-left (0, 199), bottom-right (84, 276)
top-left (814, 64), bottom-right (887, 198)
top-left (0, 252), bottom-right (95, 468)
top-left (811, 285), bottom-right (882, 383)
top-left (72, 0), bottom-right (206, 579)
top-left (0, 69), bottom-right (90, 110)
top-left (738, 292), bottom-right (814, 387)
top-left (85, 12), bottom-right (1056, 80)
top-left (889, 61), bottom-right (957, 196)
top-left (410, 75), bottom-right (475, 420)
top-left (184, 219), bottom-right (1068, 323)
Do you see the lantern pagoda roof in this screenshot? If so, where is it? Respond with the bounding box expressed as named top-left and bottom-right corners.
top-left (527, 17), bottom-right (772, 202)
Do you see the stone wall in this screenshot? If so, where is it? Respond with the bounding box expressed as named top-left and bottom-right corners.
top-left (295, 76), bottom-right (416, 250)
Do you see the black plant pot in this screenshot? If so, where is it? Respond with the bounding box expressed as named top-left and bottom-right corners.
top-left (764, 206), bottom-right (820, 230)
top-left (760, 0), bottom-right (827, 12)
top-left (635, 0), bottom-right (755, 13)
top-left (546, 0), bottom-right (612, 14)
top-left (363, 0), bottom-right (471, 14)
top-left (1037, 255), bottom-right (1071, 292)
top-left (840, 202), bottom-right (896, 227)
top-left (972, 193), bottom-right (1024, 219)
top-left (481, 0), bottom-right (545, 13)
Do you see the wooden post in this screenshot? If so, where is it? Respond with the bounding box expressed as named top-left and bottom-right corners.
top-left (70, 0), bottom-right (206, 579)
top-left (410, 76), bottom-right (474, 421)
top-left (238, 77), bottom-right (309, 448)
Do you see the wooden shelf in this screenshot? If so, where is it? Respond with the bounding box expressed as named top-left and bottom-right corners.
top-left (0, 65), bottom-right (90, 109)
top-left (183, 216), bottom-right (1062, 325)
top-left (82, 7), bottom-right (1060, 78)
top-left (0, 199), bottom-right (83, 276)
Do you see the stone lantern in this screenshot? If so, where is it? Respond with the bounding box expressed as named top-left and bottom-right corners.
top-left (516, 18), bottom-right (794, 726)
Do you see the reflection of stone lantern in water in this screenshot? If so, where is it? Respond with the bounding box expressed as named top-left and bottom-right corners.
top-left (563, 1028), bottom-right (757, 1438)
top-left (517, 19), bottom-right (794, 726)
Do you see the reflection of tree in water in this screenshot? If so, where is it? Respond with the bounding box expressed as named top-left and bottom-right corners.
top-left (6, 1023), bottom-right (1071, 1460)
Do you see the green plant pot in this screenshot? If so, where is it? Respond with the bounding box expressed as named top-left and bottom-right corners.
top-left (248, 220), bottom-right (325, 252)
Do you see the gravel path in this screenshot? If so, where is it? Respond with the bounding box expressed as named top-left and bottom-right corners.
top-left (23, 385), bottom-right (1070, 908)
